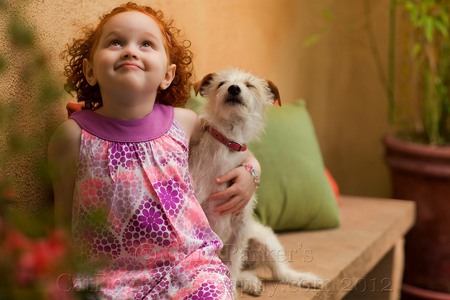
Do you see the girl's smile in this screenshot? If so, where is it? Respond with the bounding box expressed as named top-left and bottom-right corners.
top-left (114, 61), bottom-right (144, 70)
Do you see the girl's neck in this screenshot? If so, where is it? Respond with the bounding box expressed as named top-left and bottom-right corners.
top-left (97, 92), bottom-right (157, 120)
top-left (96, 102), bottom-right (155, 120)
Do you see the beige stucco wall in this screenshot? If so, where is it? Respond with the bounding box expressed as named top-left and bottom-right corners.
top-left (0, 0), bottom-right (391, 215)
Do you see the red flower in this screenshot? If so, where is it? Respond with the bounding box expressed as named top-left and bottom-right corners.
top-left (3, 228), bottom-right (32, 253)
top-left (17, 230), bottom-right (68, 283)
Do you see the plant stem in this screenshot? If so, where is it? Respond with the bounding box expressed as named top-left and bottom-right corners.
top-left (364, 0), bottom-right (388, 90)
top-left (388, 0), bottom-right (397, 125)
top-left (363, 0), bottom-right (396, 124)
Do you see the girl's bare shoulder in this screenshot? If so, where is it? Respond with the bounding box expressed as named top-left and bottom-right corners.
top-left (173, 107), bottom-right (200, 140)
top-left (48, 119), bottom-right (81, 159)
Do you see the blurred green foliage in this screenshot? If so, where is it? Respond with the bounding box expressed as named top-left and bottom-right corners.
top-left (0, 0), bottom-right (63, 218)
top-left (0, 4), bottom-right (100, 299)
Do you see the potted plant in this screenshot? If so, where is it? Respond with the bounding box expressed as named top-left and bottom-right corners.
top-left (374, 0), bottom-right (450, 298)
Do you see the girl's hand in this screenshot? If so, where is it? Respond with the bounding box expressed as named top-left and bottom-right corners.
top-left (209, 153), bottom-right (260, 215)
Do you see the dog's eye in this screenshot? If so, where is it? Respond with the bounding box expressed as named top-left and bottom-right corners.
top-left (246, 83), bottom-right (255, 89)
top-left (218, 81), bottom-right (226, 88)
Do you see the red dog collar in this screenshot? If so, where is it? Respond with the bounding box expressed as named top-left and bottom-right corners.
top-left (204, 124), bottom-right (247, 152)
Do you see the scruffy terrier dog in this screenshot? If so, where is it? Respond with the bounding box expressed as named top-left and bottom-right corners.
top-left (189, 68), bottom-right (323, 296)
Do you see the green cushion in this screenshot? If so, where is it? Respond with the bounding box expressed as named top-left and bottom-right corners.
top-left (186, 93), bottom-right (340, 231)
top-left (249, 100), bottom-right (340, 231)
top-left (185, 89), bottom-right (206, 112)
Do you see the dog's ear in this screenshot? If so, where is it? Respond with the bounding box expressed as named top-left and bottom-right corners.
top-left (194, 73), bottom-right (216, 96)
top-left (267, 80), bottom-right (281, 106)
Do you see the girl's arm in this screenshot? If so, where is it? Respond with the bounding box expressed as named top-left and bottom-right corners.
top-left (209, 152), bottom-right (261, 215)
top-left (48, 119), bottom-right (81, 235)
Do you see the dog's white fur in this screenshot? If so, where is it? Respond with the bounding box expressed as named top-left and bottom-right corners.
top-left (189, 68), bottom-right (323, 296)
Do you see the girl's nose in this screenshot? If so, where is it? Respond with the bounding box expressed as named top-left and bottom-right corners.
top-left (122, 45), bottom-right (138, 59)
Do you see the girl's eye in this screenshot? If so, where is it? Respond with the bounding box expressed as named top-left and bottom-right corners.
top-left (142, 41), bottom-right (152, 47)
top-left (142, 41), bottom-right (155, 48)
top-left (110, 39), bottom-right (122, 46)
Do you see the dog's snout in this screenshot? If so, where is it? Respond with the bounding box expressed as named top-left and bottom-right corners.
top-left (228, 85), bottom-right (241, 96)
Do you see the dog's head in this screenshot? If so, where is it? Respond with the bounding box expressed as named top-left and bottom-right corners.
top-left (194, 68), bottom-right (280, 126)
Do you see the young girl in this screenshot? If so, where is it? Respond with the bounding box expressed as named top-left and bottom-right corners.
top-left (48, 2), bottom-right (260, 299)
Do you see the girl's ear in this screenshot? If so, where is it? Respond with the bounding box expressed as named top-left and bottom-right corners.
top-left (160, 64), bottom-right (177, 90)
top-left (83, 58), bottom-right (98, 86)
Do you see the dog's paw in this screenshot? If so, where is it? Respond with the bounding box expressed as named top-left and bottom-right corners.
top-left (237, 271), bottom-right (264, 296)
top-left (239, 280), bottom-right (263, 296)
top-left (279, 269), bottom-right (324, 290)
top-left (296, 272), bottom-right (324, 289)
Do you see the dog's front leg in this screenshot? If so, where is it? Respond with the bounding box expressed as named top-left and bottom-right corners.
top-left (219, 214), bottom-right (249, 293)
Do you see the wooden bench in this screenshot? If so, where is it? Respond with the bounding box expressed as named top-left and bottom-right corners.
top-left (240, 195), bottom-right (415, 300)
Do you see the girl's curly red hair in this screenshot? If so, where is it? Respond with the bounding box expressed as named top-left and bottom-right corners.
top-left (61, 2), bottom-right (193, 109)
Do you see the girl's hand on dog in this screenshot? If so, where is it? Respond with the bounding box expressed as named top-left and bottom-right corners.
top-left (209, 166), bottom-right (254, 215)
top-left (209, 154), bottom-right (261, 215)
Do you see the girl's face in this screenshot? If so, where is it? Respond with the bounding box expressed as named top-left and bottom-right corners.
top-left (83, 11), bottom-right (176, 101)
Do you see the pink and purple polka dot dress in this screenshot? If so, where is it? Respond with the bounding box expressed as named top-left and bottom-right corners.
top-left (69, 104), bottom-right (234, 299)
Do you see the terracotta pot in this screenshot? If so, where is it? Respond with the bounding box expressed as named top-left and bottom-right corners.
top-left (383, 135), bottom-right (450, 299)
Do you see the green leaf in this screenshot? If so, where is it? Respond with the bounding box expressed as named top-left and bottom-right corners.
top-left (424, 17), bottom-right (434, 42)
top-left (8, 134), bottom-right (28, 153)
top-left (38, 79), bottom-right (63, 105)
top-left (412, 43), bottom-right (422, 57)
top-left (321, 8), bottom-right (333, 22)
top-left (436, 21), bottom-right (448, 37)
top-left (8, 15), bottom-right (34, 48)
top-left (303, 34), bottom-right (321, 47)
top-left (0, 55), bottom-right (6, 73)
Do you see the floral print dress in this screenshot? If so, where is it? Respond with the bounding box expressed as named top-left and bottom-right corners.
top-left (69, 104), bottom-right (233, 299)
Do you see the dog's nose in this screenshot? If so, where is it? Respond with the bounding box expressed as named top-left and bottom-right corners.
top-left (228, 85), bottom-right (241, 96)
